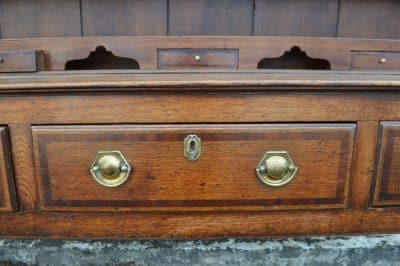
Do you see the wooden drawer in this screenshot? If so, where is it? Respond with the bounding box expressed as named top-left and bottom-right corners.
top-left (350, 52), bottom-right (400, 71)
top-left (158, 49), bottom-right (238, 69)
top-left (373, 122), bottom-right (400, 207)
top-left (0, 50), bottom-right (44, 73)
top-left (0, 127), bottom-right (17, 211)
top-left (32, 124), bottom-right (355, 212)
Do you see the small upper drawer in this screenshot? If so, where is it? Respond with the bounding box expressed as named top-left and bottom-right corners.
top-left (32, 124), bottom-right (355, 212)
top-left (350, 51), bottom-right (400, 71)
top-left (373, 122), bottom-right (400, 207)
top-left (0, 127), bottom-right (17, 212)
top-left (0, 50), bottom-right (44, 73)
top-left (158, 49), bottom-right (238, 69)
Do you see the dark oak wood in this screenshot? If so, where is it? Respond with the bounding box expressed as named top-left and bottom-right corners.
top-left (158, 49), bottom-right (239, 69)
top-left (81, 0), bottom-right (167, 36)
top-left (168, 0), bottom-right (253, 36)
top-left (0, 50), bottom-right (43, 73)
top-left (32, 124), bottom-right (355, 212)
top-left (338, 0), bottom-right (400, 39)
top-left (0, 0), bottom-right (81, 38)
top-left (2, 71), bottom-right (400, 92)
top-left (350, 52), bottom-right (400, 71)
top-left (0, 69), bottom-right (397, 237)
top-left (8, 125), bottom-right (38, 212)
top-left (373, 122), bottom-right (400, 207)
top-left (254, 0), bottom-right (339, 37)
top-left (3, 210), bottom-right (400, 239)
top-left (0, 37), bottom-right (400, 71)
top-left (1, 1), bottom-right (400, 39)
top-left (1, 89), bottom-right (400, 126)
top-left (349, 121), bottom-right (378, 209)
top-left (0, 34), bottom-right (400, 238)
top-left (0, 127), bottom-right (17, 212)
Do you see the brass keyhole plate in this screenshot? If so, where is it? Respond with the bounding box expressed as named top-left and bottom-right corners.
top-left (184, 134), bottom-right (201, 161)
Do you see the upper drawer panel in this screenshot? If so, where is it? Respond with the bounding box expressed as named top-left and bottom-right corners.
top-left (350, 51), bottom-right (400, 71)
top-left (158, 49), bottom-right (238, 69)
top-left (374, 122), bottom-right (400, 207)
top-left (0, 50), bottom-right (43, 73)
top-left (0, 127), bottom-right (17, 212)
top-left (32, 124), bottom-right (355, 212)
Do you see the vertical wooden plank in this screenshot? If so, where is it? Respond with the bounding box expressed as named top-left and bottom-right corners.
top-left (81, 0), bottom-right (167, 36)
top-left (0, 0), bottom-right (81, 38)
top-left (254, 0), bottom-right (339, 37)
top-left (338, 0), bottom-right (400, 39)
top-left (8, 125), bottom-right (38, 212)
top-left (169, 0), bottom-right (253, 35)
top-left (0, 127), bottom-right (17, 212)
top-left (349, 121), bottom-right (379, 209)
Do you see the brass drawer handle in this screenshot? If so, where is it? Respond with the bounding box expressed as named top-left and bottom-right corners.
top-left (379, 58), bottom-right (387, 64)
top-left (90, 151), bottom-right (132, 187)
top-left (256, 151), bottom-right (297, 187)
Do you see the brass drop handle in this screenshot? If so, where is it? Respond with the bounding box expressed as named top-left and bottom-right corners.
top-left (379, 58), bottom-right (387, 64)
top-left (256, 151), bottom-right (297, 187)
top-left (90, 151), bottom-right (132, 187)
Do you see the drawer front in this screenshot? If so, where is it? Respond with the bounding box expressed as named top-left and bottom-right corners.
top-left (0, 127), bottom-right (17, 211)
top-left (350, 52), bottom-right (400, 71)
top-left (0, 51), bottom-right (43, 73)
top-left (32, 124), bottom-right (355, 212)
top-left (158, 49), bottom-right (238, 69)
top-left (373, 122), bottom-right (400, 207)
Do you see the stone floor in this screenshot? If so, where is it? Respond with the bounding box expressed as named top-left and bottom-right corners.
top-left (1, 235), bottom-right (400, 265)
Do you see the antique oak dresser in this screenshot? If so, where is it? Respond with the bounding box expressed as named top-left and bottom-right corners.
top-left (1, 0), bottom-right (400, 239)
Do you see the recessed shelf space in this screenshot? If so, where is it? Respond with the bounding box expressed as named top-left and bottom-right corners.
top-left (65, 46), bottom-right (140, 70)
top-left (257, 46), bottom-right (331, 70)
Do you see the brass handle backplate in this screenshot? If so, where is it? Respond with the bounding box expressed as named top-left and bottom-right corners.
top-left (256, 151), bottom-right (297, 187)
top-left (90, 151), bottom-right (132, 187)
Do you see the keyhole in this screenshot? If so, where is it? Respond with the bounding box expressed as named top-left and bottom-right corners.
top-left (189, 140), bottom-right (197, 156)
top-left (190, 140), bottom-right (196, 150)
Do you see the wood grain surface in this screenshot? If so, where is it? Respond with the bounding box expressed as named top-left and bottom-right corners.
top-left (1, 0), bottom-right (399, 39)
top-left (0, 37), bottom-right (399, 71)
top-left (0, 35), bottom-right (399, 237)
top-left (32, 124), bottom-right (355, 211)
top-left (0, 0), bottom-right (81, 38)
top-left (254, 0), bottom-right (339, 37)
top-left (349, 121), bottom-right (378, 209)
top-left (158, 49), bottom-right (239, 69)
top-left (81, 0), bottom-right (167, 36)
top-left (168, 0), bottom-right (253, 35)
top-left (338, 0), bottom-right (400, 39)
top-left (0, 73), bottom-right (396, 237)
top-left (2, 210), bottom-right (400, 239)
top-left (0, 50), bottom-right (43, 73)
top-left (8, 125), bottom-right (38, 212)
top-left (350, 52), bottom-right (400, 71)
top-left (0, 127), bottom-right (17, 211)
top-left (373, 122), bottom-right (400, 207)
